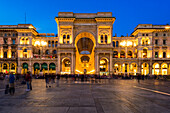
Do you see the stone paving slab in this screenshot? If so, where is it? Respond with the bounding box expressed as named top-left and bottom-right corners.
top-left (0, 79), bottom-right (170, 113)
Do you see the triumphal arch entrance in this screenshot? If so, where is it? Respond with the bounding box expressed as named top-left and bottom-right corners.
top-left (55, 12), bottom-right (115, 75)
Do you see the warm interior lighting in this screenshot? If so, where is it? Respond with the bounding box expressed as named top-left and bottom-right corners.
top-left (165, 26), bottom-right (170, 29)
top-left (34, 41), bottom-right (47, 46)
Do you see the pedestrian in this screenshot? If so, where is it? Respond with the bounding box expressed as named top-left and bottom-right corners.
top-left (45, 73), bottom-right (49, 88)
top-left (4, 74), bottom-right (9, 94)
top-left (25, 72), bottom-right (31, 91)
top-left (56, 74), bottom-right (60, 87)
top-left (137, 74), bottom-right (141, 83)
top-left (9, 72), bottom-right (15, 95)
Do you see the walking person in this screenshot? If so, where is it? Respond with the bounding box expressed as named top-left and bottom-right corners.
top-left (25, 72), bottom-right (31, 91)
top-left (137, 74), bottom-right (141, 84)
top-left (4, 74), bottom-right (9, 94)
top-left (9, 73), bottom-right (15, 95)
top-left (56, 74), bottom-right (60, 87)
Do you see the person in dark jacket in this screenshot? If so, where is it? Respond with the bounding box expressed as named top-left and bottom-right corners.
top-left (9, 73), bottom-right (15, 95)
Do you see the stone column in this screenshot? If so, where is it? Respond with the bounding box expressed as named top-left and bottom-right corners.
top-left (71, 53), bottom-right (74, 74)
top-left (109, 53), bottom-right (113, 75)
top-left (159, 64), bottom-right (162, 75)
top-left (95, 53), bottom-right (99, 74)
top-left (149, 62), bottom-right (152, 75)
top-left (57, 53), bottom-right (61, 74)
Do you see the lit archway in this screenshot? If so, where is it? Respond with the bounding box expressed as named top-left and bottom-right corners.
top-left (22, 63), bottom-right (28, 74)
top-left (10, 63), bottom-right (17, 73)
top-left (113, 63), bottom-right (121, 75)
top-left (152, 63), bottom-right (159, 75)
top-left (122, 63), bottom-right (129, 74)
top-left (75, 32), bottom-right (96, 74)
top-left (141, 63), bottom-right (149, 75)
top-left (49, 63), bottom-right (56, 74)
top-left (99, 58), bottom-right (109, 75)
top-left (33, 63), bottom-right (40, 75)
top-left (62, 58), bottom-right (71, 74)
top-left (161, 63), bottom-right (167, 75)
top-left (130, 63), bottom-right (137, 75)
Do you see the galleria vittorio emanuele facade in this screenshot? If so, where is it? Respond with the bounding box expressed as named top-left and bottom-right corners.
top-left (0, 12), bottom-right (170, 76)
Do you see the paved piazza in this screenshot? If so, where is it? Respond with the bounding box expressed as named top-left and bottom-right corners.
top-left (0, 79), bottom-right (170, 113)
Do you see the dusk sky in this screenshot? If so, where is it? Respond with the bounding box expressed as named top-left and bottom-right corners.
top-left (0, 0), bottom-right (170, 36)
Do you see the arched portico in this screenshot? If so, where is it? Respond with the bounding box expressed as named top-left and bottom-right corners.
top-left (75, 32), bottom-right (96, 74)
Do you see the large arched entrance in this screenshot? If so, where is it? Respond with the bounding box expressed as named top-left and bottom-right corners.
top-left (152, 63), bottom-right (159, 75)
top-left (75, 32), bottom-right (96, 74)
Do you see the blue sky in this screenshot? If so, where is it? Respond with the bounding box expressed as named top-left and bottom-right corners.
top-left (0, 0), bottom-right (170, 36)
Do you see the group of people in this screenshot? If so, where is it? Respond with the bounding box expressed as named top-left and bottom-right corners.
top-left (4, 72), bottom-right (32, 95)
top-left (45, 74), bottom-right (60, 88)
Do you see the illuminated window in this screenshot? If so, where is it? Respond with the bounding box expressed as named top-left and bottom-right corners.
top-left (143, 49), bottom-right (147, 58)
top-left (63, 35), bottom-right (70, 44)
top-left (113, 51), bottom-right (118, 58)
top-left (163, 52), bottom-right (166, 58)
top-left (100, 35), bottom-right (108, 44)
top-left (155, 52), bottom-right (158, 58)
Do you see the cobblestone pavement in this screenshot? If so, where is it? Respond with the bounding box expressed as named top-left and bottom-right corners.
top-left (0, 79), bottom-right (170, 113)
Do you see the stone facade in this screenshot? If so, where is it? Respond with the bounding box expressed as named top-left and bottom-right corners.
top-left (0, 12), bottom-right (170, 75)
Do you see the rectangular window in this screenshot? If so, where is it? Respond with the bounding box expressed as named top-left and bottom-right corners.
top-left (155, 40), bottom-right (158, 45)
top-left (163, 40), bottom-right (166, 45)
top-left (155, 52), bottom-right (158, 58)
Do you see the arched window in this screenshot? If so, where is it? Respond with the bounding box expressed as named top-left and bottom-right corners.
top-left (101, 35), bottom-right (103, 43)
top-left (116, 41), bottom-right (119, 47)
top-left (113, 51), bottom-right (118, 58)
top-left (53, 50), bottom-right (57, 54)
top-left (55, 41), bottom-right (58, 47)
top-left (63, 35), bottom-right (66, 39)
top-left (52, 41), bottom-right (54, 47)
top-left (67, 35), bottom-right (70, 39)
top-left (163, 52), bottom-right (166, 58)
top-left (113, 41), bottom-right (115, 47)
top-left (23, 49), bottom-right (27, 52)
top-left (127, 51), bottom-right (133, 58)
top-left (45, 50), bottom-right (49, 55)
top-left (48, 41), bottom-right (50, 47)
top-left (105, 35), bottom-right (107, 44)
top-left (143, 49), bottom-right (147, 58)
top-left (120, 51), bottom-right (125, 58)
top-left (4, 52), bottom-right (7, 58)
